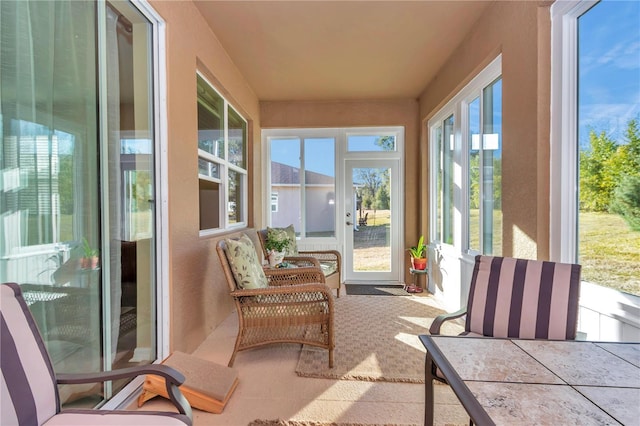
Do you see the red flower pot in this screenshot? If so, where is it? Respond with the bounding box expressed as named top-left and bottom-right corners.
top-left (411, 257), bottom-right (427, 270)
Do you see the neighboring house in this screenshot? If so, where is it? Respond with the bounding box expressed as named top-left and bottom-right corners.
top-left (270, 161), bottom-right (336, 235)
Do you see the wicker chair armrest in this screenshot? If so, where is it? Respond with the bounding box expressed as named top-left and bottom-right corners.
top-left (230, 282), bottom-right (333, 299)
top-left (57, 365), bottom-right (192, 420)
top-left (429, 308), bottom-right (467, 335)
top-left (282, 256), bottom-right (322, 268)
top-left (263, 266), bottom-right (326, 285)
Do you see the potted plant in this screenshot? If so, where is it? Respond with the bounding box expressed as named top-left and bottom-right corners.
top-left (408, 235), bottom-right (427, 270)
top-left (264, 234), bottom-right (290, 266)
top-left (80, 238), bottom-right (100, 270)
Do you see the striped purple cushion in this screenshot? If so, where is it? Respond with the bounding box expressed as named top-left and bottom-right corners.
top-left (465, 256), bottom-right (581, 340)
top-left (1, 283), bottom-right (59, 425)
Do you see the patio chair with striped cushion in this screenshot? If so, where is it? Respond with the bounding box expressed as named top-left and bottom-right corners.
top-left (1, 282), bottom-right (192, 426)
top-left (426, 255), bottom-right (581, 424)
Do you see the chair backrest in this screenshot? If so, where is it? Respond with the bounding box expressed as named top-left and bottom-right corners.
top-left (256, 229), bottom-right (269, 258)
top-left (216, 240), bottom-right (241, 293)
top-left (465, 255), bottom-right (581, 340)
top-left (1, 282), bottom-right (59, 425)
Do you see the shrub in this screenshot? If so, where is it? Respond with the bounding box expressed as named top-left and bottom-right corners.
top-left (610, 175), bottom-right (640, 231)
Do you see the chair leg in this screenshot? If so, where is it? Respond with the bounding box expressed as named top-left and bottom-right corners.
top-left (425, 352), bottom-right (436, 426)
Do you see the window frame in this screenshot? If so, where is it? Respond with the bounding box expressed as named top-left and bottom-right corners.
top-left (549, 0), bottom-right (598, 263)
top-left (196, 72), bottom-right (248, 235)
top-left (428, 55), bottom-right (502, 255)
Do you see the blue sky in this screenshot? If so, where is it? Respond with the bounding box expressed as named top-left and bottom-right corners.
top-left (578, 0), bottom-right (640, 147)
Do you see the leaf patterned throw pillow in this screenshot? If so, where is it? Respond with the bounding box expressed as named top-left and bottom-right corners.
top-left (224, 234), bottom-right (268, 289)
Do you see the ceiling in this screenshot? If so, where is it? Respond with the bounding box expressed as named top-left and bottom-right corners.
top-left (194, 1), bottom-right (494, 102)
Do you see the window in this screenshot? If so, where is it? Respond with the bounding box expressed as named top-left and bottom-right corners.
top-left (468, 78), bottom-right (502, 255)
top-left (197, 74), bottom-right (247, 232)
top-left (429, 56), bottom-right (502, 255)
top-left (268, 136), bottom-right (336, 238)
top-left (551, 0), bottom-right (639, 296)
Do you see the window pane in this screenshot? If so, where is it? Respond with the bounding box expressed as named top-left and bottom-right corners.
top-left (228, 169), bottom-right (243, 224)
top-left (578, 1), bottom-right (640, 295)
top-left (304, 138), bottom-right (335, 237)
top-left (482, 77), bottom-right (502, 256)
top-left (433, 125), bottom-right (442, 243)
top-left (228, 106), bottom-right (246, 168)
top-left (199, 179), bottom-right (220, 230)
top-left (353, 167), bottom-right (392, 272)
top-left (197, 76), bottom-right (224, 158)
top-left (270, 138), bottom-right (301, 231)
top-left (468, 97), bottom-right (481, 251)
top-left (442, 115), bottom-right (455, 245)
top-left (198, 157), bottom-right (220, 179)
top-left (348, 135), bottom-right (396, 151)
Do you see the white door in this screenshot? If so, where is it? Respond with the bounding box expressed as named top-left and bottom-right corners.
top-left (344, 159), bottom-right (402, 283)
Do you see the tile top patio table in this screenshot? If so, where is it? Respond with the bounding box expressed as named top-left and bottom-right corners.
top-left (419, 335), bottom-right (640, 426)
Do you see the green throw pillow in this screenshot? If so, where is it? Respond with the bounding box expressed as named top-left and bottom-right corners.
top-left (224, 234), bottom-right (268, 289)
top-left (266, 225), bottom-right (298, 256)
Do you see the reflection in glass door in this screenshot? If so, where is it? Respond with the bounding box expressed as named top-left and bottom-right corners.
top-left (345, 160), bottom-right (400, 282)
top-left (0, 0), bottom-right (158, 407)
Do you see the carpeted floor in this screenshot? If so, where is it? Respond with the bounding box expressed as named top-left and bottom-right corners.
top-left (345, 284), bottom-right (410, 296)
top-left (249, 421), bottom-right (417, 426)
top-left (296, 294), bottom-right (464, 383)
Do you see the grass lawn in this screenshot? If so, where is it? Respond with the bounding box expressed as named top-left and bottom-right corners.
top-left (579, 211), bottom-right (640, 296)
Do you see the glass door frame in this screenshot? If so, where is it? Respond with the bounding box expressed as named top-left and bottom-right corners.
top-left (98, 0), bottom-right (169, 409)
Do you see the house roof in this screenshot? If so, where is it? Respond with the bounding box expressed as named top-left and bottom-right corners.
top-left (193, 1), bottom-right (494, 101)
top-left (271, 161), bottom-right (334, 185)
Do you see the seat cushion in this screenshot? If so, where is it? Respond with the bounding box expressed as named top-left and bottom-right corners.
top-left (224, 234), bottom-right (268, 290)
top-left (266, 225), bottom-right (298, 256)
top-left (44, 411), bottom-right (190, 425)
top-left (319, 261), bottom-right (337, 277)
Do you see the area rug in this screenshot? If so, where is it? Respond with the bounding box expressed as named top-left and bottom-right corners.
top-left (296, 294), bottom-right (464, 383)
top-left (344, 284), bottom-right (410, 296)
top-left (248, 421), bottom-right (417, 426)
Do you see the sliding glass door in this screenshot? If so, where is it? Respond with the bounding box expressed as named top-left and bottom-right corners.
top-left (1, 0), bottom-right (159, 406)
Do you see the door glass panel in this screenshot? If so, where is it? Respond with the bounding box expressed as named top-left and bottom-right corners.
top-left (353, 167), bottom-right (391, 272)
top-left (304, 138), bottom-right (335, 237)
top-left (103, 0), bottom-right (156, 397)
top-left (1, 0), bottom-right (158, 406)
top-left (1, 0), bottom-right (102, 406)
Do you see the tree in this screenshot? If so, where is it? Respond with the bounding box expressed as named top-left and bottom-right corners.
top-left (375, 136), bottom-right (395, 151)
top-left (610, 175), bottom-right (640, 231)
top-left (579, 130), bottom-right (618, 211)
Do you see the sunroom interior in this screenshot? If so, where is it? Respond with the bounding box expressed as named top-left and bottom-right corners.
top-left (1, 0), bottom-right (638, 424)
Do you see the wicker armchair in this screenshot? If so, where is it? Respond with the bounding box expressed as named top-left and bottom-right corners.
top-left (216, 237), bottom-right (335, 368)
top-left (257, 228), bottom-right (342, 297)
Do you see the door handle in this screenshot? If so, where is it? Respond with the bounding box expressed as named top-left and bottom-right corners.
top-left (346, 221), bottom-right (353, 226)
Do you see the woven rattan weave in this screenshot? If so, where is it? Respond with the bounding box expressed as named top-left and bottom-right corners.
top-left (216, 237), bottom-right (335, 368)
